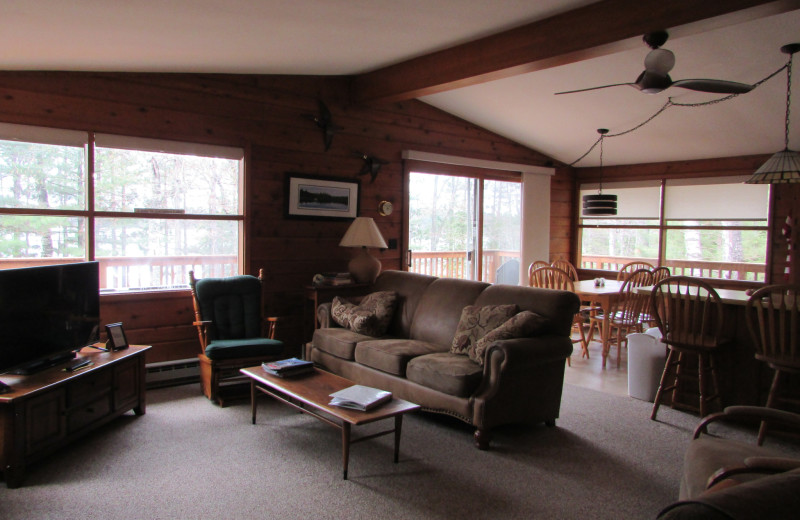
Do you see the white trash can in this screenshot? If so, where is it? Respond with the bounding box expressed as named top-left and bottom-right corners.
top-left (627, 327), bottom-right (665, 402)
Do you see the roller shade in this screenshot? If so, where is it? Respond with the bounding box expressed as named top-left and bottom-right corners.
top-left (665, 176), bottom-right (769, 220)
top-left (579, 180), bottom-right (661, 219)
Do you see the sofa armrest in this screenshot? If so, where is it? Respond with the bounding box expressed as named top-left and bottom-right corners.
top-left (316, 302), bottom-right (337, 329)
top-left (471, 335), bottom-right (573, 429)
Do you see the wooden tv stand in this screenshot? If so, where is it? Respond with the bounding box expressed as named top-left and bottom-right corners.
top-left (0, 345), bottom-right (150, 488)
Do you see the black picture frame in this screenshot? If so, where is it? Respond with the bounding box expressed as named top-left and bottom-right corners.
top-left (105, 322), bottom-right (129, 351)
top-left (284, 173), bottom-right (359, 220)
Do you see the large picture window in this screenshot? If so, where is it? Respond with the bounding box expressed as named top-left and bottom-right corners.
top-left (0, 123), bottom-right (244, 292)
top-left (578, 176), bottom-right (769, 281)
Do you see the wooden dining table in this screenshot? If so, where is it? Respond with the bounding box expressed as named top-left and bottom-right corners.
top-left (573, 279), bottom-right (626, 368)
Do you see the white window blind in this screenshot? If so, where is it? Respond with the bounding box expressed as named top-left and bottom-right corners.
top-left (665, 176), bottom-right (769, 220)
top-left (579, 180), bottom-right (661, 219)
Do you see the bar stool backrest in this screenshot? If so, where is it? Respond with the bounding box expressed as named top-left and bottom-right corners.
top-left (650, 276), bottom-right (725, 349)
top-left (746, 284), bottom-right (800, 370)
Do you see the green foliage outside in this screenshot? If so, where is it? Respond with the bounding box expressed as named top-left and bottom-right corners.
top-left (1, 140), bottom-right (240, 261)
top-left (409, 173), bottom-right (520, 253)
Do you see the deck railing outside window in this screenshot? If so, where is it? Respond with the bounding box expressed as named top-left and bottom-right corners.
top-left (0, 255), bottom-right (237, 291)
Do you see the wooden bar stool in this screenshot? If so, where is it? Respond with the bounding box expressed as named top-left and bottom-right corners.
top-left (650, 276), bottom-right (730, 420)
top-left (746, 284), bottom-right (800, 445)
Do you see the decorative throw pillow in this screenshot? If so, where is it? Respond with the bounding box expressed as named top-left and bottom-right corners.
top-left (469, 311), bottom-right (550, 365)
top-left (330, 291), bottom-right (398, 337)
top-left (331, 296), bottom-right (357, 328)
top-left (450, 304), bottom-right (518, 355)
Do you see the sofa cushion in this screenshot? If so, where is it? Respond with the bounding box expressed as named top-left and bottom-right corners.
top-left (450, 304), bottom-right (518, 355)
top-left (469, 311), bottom-right (550, 365)
top-left (406, 352), bottom-right (483, 397)
top-left (355, 339), bottom-right (445, 376)
top-left (410, 278), bottom-right (490, 346)
top-left (312, 327), bottom-right (376, 360)
top-left (331, 291), bottom-right (397, 337)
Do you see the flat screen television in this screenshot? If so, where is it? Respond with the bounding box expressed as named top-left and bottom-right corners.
top-left (0, 261), bottom-right (100, 375)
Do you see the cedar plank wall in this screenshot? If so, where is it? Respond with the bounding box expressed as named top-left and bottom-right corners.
top-left (570, 156), bottom-right (800, 286)
top-left (0, 72), bottom-right (554, 363)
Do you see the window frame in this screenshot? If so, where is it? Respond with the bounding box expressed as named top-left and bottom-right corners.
top-left (577, 177), bottom-right (771, 282)
top-left (0, 123), bottom-right (246, 293)
top-left (404, 159), bottom-right (522, 283)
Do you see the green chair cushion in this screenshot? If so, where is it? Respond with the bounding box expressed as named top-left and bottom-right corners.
top-left (205, 338), bottom-right (284, 360)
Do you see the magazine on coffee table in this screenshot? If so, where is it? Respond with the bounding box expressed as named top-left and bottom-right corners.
top-left (329, 384), bottom-right (392, 411)
top-left (262, 357), bottom-right (314, 377)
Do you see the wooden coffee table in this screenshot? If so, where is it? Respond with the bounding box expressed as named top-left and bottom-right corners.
top-left (240, 366), bottom-right (419, 479)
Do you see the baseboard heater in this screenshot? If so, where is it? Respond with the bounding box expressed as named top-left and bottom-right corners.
top-left (145, 358), bottom-right (200, 388)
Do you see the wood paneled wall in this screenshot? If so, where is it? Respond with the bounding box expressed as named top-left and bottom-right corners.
top-left (0, 72), bottom-right (553, 362)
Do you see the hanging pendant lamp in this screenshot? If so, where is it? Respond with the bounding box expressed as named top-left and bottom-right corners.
top-left (746, 43), bottom-right (800, 184)
top-left (583, 129), bottom-right (618, 216)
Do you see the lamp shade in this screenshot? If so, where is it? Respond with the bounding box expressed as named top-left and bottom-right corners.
top-left (339, 217), bottom-right (388, 249)
top-left (582, 193), bottom-right (618, 216)
top-left (745, 149), bottom-right (800, 184)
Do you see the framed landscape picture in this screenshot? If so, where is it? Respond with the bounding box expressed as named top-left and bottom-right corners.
top-left (285, 173), bottom-right (359, 220)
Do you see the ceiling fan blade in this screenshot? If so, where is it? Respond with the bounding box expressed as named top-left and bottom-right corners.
top-left (555, 82), bottom-right (634, 95)
top-left (671, 79), bottom-right (754, 94)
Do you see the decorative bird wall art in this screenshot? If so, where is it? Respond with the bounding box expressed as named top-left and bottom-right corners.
top-left (302, 100), bottom-right (340, 151)
top-left (355, 152), bottom-right (389, 183)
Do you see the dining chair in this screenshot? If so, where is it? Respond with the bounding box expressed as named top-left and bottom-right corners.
top-left (746, 284), bottom-right (800, 444)
top-left (651, 266), bottom-right (671, 284)
top-left (551, 258), bottom-right (579, 282)
top-left (529, 266), bottom-right (589, 361)
top-left (650, 276), bottom-right (730, 420)
top-left (640, 266), bottom-right (672, 328)
top-left (585, 268), bottom-right (654, 368)
top-left (617, 260), bottom-right (655, 281)
top-left (527, 261), bottom-right (550, 285)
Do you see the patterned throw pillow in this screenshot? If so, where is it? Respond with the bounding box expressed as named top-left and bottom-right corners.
top-left (330, 291), bottom-right (398, 337)
top-left (331, 296), bottom-right (357, 328)
top-left (450, 304), bottom-right (518, 355)
top-left (469, 311), bottom-right (550, 365)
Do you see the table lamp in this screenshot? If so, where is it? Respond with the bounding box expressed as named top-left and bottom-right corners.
top-left (339, 217), bottom-right (388, 283)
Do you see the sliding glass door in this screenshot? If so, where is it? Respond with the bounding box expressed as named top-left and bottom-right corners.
top-left (408, 171), bottom-right (520, 284)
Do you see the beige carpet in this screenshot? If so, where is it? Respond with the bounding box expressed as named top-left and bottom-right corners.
top-left (0, 383), bottom-right (734, 519)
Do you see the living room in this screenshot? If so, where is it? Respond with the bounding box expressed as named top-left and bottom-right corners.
top-left (2, 2), bottom-right (800, 518)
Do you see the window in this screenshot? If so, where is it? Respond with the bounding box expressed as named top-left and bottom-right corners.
top-left (578, 176), bottom-right (769, 281)
top-left (408, 170), bottom-right (521, 284)
top-left (0, 123), bottom-right (244, 292)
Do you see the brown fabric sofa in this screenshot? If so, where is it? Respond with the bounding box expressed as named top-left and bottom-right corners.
top-left (308, 270), bottom-right (580, 449)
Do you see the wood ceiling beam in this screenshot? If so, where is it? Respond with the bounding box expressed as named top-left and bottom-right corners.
top-left (351, 0), bottom-right (800, 104)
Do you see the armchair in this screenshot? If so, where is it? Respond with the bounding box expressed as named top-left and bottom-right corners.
top-left (657, 406), bottom-right (800, 519)
top-left (189, 269), bottom-right (285, 406)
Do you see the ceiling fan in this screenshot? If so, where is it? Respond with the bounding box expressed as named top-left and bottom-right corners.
top-left (555, 31), bottom-right (755, 96)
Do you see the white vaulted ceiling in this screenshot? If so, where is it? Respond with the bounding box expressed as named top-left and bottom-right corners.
top-left (1, 0), bottom-right (798, 166)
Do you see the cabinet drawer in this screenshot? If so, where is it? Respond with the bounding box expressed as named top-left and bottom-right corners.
top-left (67, 396), bottom-right (112, 432)
top-left (67, 369), bottom-right (112, 407)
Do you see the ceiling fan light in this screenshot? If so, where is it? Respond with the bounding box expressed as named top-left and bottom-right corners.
top-left (745, 149), bottom-right (800, 183)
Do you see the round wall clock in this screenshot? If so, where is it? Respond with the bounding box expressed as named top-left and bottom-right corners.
top-left (378, 200), bottom-right (393, 216)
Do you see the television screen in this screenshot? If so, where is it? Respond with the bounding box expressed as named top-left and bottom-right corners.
top-left (0, 261), bottom-right (100, 374)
